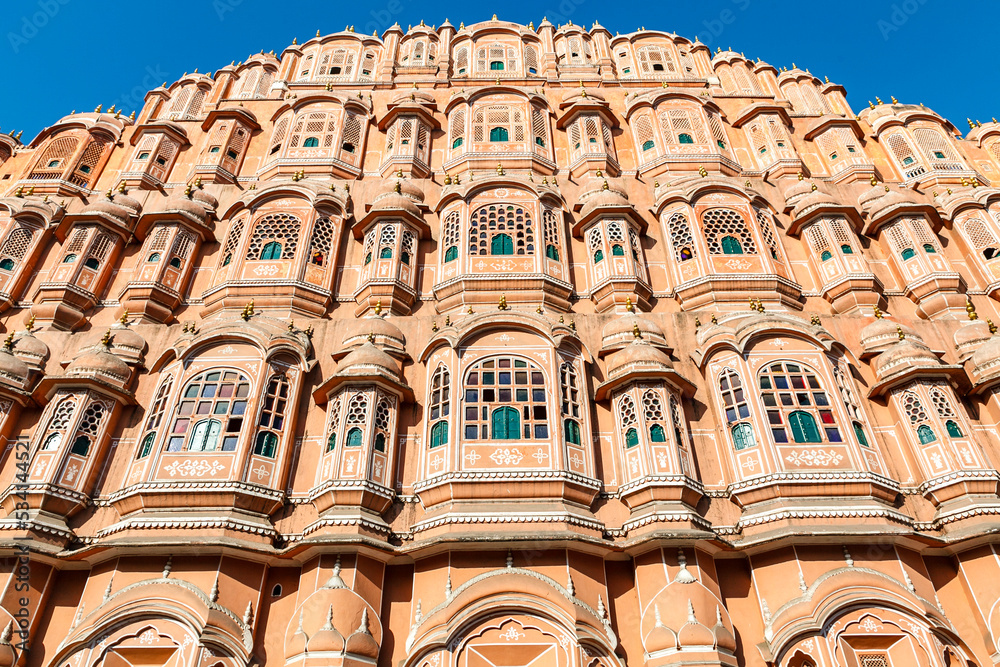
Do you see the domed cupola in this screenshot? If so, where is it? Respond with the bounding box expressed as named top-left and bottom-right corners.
top-left (345, 609), bottom-right (380, 659)
top-left (336, 312), bottom-right (407, 360)
top-left (779, 172), bottom-right (815, 212)
top-left (599, 307), bottom-right (668, 356)
top-left (306, 606), bottom-right (346, 653)
top-left (971, 326), bottom-right (1000, 390)
top-left (868, 325), bottom-right (962, 399)
top-left (63, 332), bottom-right (132, 390)
top-left (859, 306), bottom-right (921, 359)
top-left (0, 335), bottom-right (31, 393)
top-left (953, 300), bottom-right (993, 362)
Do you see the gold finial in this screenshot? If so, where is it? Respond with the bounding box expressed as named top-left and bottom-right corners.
top-left (492, 13), bottom-right (498, 20)
top-left (432, 321), bottom-right (439, 332)
top-left (95, 104), bottom-right (102, 113)
top-left (25, 314), bottom-right (35, 331)
top-left (241, 300), bottom-right (255, 321)
top-left (870, 175), bottom-right (878, 187)
top-left (810, 314), bottom-right (821, 326)
top-left (989, 319), bottom-right (997, 335)
top-left (811, 183), bottom-right (817, 192)
top-left (304, 325), bottom-right (314, 339)
top-left (873, 304), bottom-right (882, 319)
top-left (694, 317), bottom-right (701, 329)
top-left (602, 180), bottom-right (609, 191)
top-left (824, 75), bottom-right (830, 83)
top-left (367, 331), bottom-right (376, 343)
top-left (394, 181), bottom-right (401, 193)
top-left (536, 305), bottom-right (543, 314)
top-left (625, 296), bottom-right (634, 313)
top-left (374, 299), bottom-right (382, 316)
top-left (445, 314), bottom-right (451, 326)
top-left (698, 165), bottom-right (708, 177)
top-left (797, 171), bottom-right (804, 181)
top-left (468, 305), bottom-right (474, 314)
top-left (559, 315), bottom-right (564, 323)
top-left (876, 96), bottom-right (883, 105)
top-left (444, 174), bottom-right (452, 185)
top-left (745, 180), bottom-right (752, 188)
top-left (569, 319), bottom-right (576, 331)
top-left (288, 320), bottom-right (295, 331)
top-left (632, 323), bottom-right (642, 339)
top-left (316, 29), bottom-right (321, 37)
top-left (711, 314), bottom-right (718, 324)
top-left (498, 294), bottom-right (508, 310)
top-left (292, 37), bottom-right (297, 45)
top-left (896, 324), bottom-right (905, 340)
top-left (868, 100), bottom-right (875, 109)
top-left (968, 118), bottom-right (976, 130)
top-left (967, 298), bottom-right (978, 320)
top-left (2, 333), bottom-right (14, 352)
top-left (119, 309), bottom-right (129, 325)
top-left (891, 95), bottom-right (898, 104)
top-left (496, 163), bottom-right (505, 175)
top-left (100, 329), bottom-right (114, 349)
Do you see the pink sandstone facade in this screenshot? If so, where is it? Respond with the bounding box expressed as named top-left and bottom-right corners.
top-left (5, 16), bottom-right (1000, 667)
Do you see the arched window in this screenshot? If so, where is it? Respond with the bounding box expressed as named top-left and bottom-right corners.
top-left (464, 356), bottom-right (548, 440)
top-left (917, 424), bottom-right (937, 444)
top-left (379, 246), bottom-right (393, 259)
top-left (922, 243), bottom-right (936, 253)
top-left (611, 244), bottom-right (625, 256)
top-left (901, 247), bottom-right (915, 260)
top-left (303, 137), bottom-right (320, 147)
top-left (490, 127), bottom-right (509, 142)
top-left (246, 213), bottom-right (301, 261)
top-left (759, 362), bottom-right (840, 444)
top-left (346, 427), bottom-right (363, 447)
top-left (642, 140), bottom-right (655, 151)
top-left (820, 250), bottom-right (833, 261)
top-left (138, 377), bottom-right (173, 458)
top-left (71, 435), bottom-right (91, 456)
top-left (678, 133), bottom-right (693, 144)
top-left (168, 370), bottom-right (250, 452)
top-left (625, 427), bottom-right (639, 448)
top-left (469, 204), bottom-right (535, 256)
top-left (445, 246), bottom-right (458, 262)
top-left (650, 424), bottom-right (666, 442)
top-left (147, 253), bottom-right (161, 263)
top-left (254, 375), bottom-right (289, 458)
top-left (594, 249), bottom-right (604, 263)
top-left (945, 419), bottom-right (962, 437)
top-left (719, 369), bottom-right (750, 424)
top-left (561, 362), bottom-right (582, 445)
top-left (564, 419), bottom-right (581, 445)
top-left (703, 208), bottom-right (756, 255)
top-left (325, 396), bottom-right (341, 452)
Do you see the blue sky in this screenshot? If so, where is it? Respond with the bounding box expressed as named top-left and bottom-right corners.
top-left (2, 0), bottom-right (995, 142)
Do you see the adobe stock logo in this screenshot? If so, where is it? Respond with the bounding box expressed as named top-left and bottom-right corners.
top-left (7, 0), bottom-right (72, 54)
top-left (876, 0), bottom-right (932, 41)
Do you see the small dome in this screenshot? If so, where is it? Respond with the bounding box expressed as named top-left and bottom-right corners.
top-left (954, 319), bottom-right (992, 360)
top-left (872, 338), bottom-right (940, 381)
top-left (12, 330), bottom-right (49, 366)
top-left (791, 188), bottom-right (838, 220)
top-left (860, 316), bottom-right (920, 357)
top-left (345, 609), bottom-right (380, 659)
top-left (161, 194), bottom-right (209, 221)
top-left (606, 340), bottom-right (673, 379)
top-left (191, 188), bottom-right (218, 210)
top-left (307, 606), bottom-right (346, 653)
top-left (108, 322), bottom-right (147, 365)
top-left (601, 313), bottom-right (667, 353)
top-left (780, 176), bottom-right (813, 208)
top-left (578, 181), bottom-right (633, 221)
top-left (677, 618), bottom-right (715, 648)
top-left (390, 89), bottom-right (435, 106)
top-left (341, 316), bottom-right (406, 351)
top-left (865, 187), bottom-right (910, 218)
top-left (857, 181), bottom-right (888, 209)
top-left (66, 344), bottom-right (131, 384)
top-left (643, 606), bottom-right (677, 653)
top-left (82, 198), bottom-right (132, 221)
top-left (972, 334), bottom-right (1000, 376)
top-left (375, 176), bottom-right (424, 203)
top-left (285, 614), bottom-right (308, 658)
top-left (0, 346), bottom-right (29, 388)
top-left (369, 191), bottom-right (421, 217)
top-left (337, 341), bottom-right (401, 378)
top-left (713, 609), bottom-right (737, 652)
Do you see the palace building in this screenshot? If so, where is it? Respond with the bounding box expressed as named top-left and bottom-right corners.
top-left (5, 15), bottom-right (1000, 667)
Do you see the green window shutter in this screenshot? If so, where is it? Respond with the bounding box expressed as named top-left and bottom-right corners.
top-left (445, 246), bottom-right (458, 262)
top-left (853, 422), bottom-right (869, 447)
top-left (431, 421), bottom-right (448, 448)
top-left (594, 249), bottom-right (604, 263)
top-left (731, 423), bottom-right (756, 450)
top-left (821, 250), bottom-right (833, 261)
top-left (491, 234), bottom-right (513, 255)
top-left (138, 433), bottom-right (155, 459)
top-left (492, 406), bottom-right (520, 440)
top-left (346, 427), bottom-right (363, 447)
top-left (789, 411), bottom-right (822, 443)
top-left (678, 133), bottom-right (693, 144)
top-left (721, 236), bottom-right (742, 255)
top-left (546, 244), bottom-right (559, 260)
top-left (261, 241), bottom-right (282, 260)
top-left (917, 424), bottom-right (936, 444)
top-left (650, 424), bottom-right (666, 442)
top-left (489, 127), bottom-right (509, 142)
top-left (564, 419), bottom-right (581, 445)
top-left (71, 435), bottom-right (91, 456)
top-left (379, 246), bottom-right (393, 259)
top-left (611, 244), bottom-right (624, 256)
top-left (945, 420), bottom-right (963, 437)
top-left (327, 432), bottom-right (337, 451)
top-left (901, 248), bottom-right (915, 260)
top-left (374, 433), bottom-right (386, 452)
top-left (625, 427), bottom-right (639, 449)
top-left (254, 431), bottom-right (278, 458)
